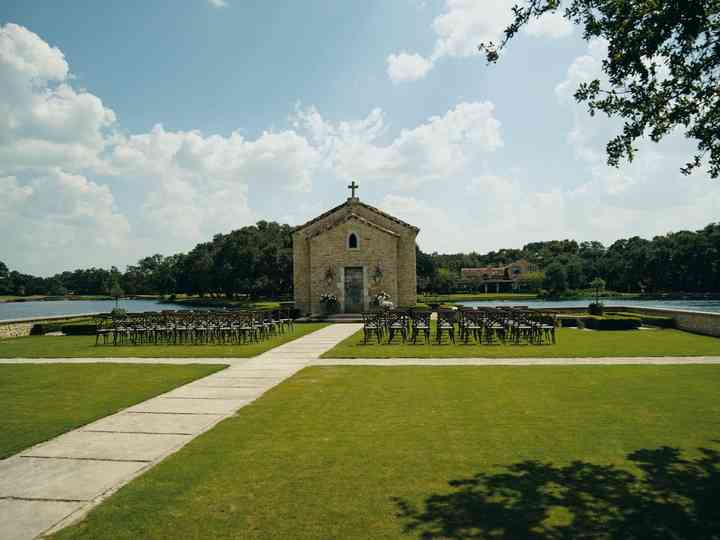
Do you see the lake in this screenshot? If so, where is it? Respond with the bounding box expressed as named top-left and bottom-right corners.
top-left (3, 298), bottom-right (720, 321)
top-left (460, 299), bottom-right (720, 314)
top-left (0, 299), bottom-right (194, 321)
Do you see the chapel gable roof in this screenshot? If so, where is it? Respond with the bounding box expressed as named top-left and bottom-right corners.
top-left (306, 212), bottom-right (400, 239)
top-left (293, 198), bottom-right (419, 234)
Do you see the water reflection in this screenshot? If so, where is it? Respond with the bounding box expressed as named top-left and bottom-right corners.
top-left (460, 299), bottom-right (720, 314)
top-left (0, 299), bottom-right (193, 321)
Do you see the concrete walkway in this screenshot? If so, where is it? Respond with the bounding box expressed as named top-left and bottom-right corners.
top-left (0, 323), bottom-right (360, 540)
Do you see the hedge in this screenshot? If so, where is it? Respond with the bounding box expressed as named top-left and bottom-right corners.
top-left (30, 322), bottom-right (64, 335)
top-left (61, 324), bottom-right (99, 336)
top-left (558, 315), bottom-right (581, 328)
top-left (610, 311), bottom-right (675, 328)
top-left (583, 315), bottom-right (641, 331)
top-left (30, 318), bottom-right (96, 335)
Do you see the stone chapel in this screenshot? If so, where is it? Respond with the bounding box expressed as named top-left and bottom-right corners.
top-left (292, 185), bottom-right (419, 315)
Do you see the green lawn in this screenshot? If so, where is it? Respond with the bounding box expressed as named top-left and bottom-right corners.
top-left (51, 366), bottom-right (720, 539)
top-left (0, 295), bottom-right (48, 302)
top-left (418, 292), bottom-right (538, 302)
top-left (0, 323), bottom-right (328, 358)
top-left (0, 363), bottom-right (225, 459)
top-left (323, 326), bottom-right (720, 358)
top-left (168, 297), bottom-right (283, 310)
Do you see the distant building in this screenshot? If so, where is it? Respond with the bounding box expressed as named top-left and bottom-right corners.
top-left (461, 260), bottom-right (531, 293)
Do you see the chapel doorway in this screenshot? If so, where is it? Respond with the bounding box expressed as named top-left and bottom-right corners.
top-left (344, 267), bottom-right (364, 313)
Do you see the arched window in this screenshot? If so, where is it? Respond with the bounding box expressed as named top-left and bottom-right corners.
top-left (348, 232), bottom-right (359, 249)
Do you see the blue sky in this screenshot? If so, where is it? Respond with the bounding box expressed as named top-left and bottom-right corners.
top-left (1, 1), bottom-right (717, 275)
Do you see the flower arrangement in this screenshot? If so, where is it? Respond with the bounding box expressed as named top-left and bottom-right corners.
top-left (320, 293), bottom-right (339, 313)
top-left (371, 291), bottom-right (392, 307)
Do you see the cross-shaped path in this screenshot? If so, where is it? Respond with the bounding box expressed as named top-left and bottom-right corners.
top-left (3, 322), bottom-right (719, 539)
top-left (0, 323), bottom-right (362, 540)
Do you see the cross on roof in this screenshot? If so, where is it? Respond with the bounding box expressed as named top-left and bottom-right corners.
top-left (348, 180), bottom-right (359, 198)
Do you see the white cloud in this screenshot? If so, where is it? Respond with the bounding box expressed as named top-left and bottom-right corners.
top-left (0, 23), bottom-right (68, 83)
top-left (207, 0), bottom-right (228, 8)
top-left (387, 0), bottom-right (573, 82)
top-left (0, 23), bottom-right (126, 274)
top-left (0, 175), bottom-right (33, 216)
top-left (1, 22), bottom-right (512, 272)
top-left (0, 23), bottom-right (329, 273)
top-left (0, 23), bottom-right (116, 174)
top-left (523, 10), bottom-right (573, 38)
top-left (387, 52), bottom-right (433, 83)
top-left (431, 0), bottom-right (513, 59)
top-left (380, 195), bottom-right (464, 251)
top-left (107, 124), bottom-right (321, 249)
top-left (4, 19), bottom-right (715, 277)
top-left (294, 101), bottom-right (502, 187)
top-left (0, 170), bottom-right (131, 275)
top-left (433, 41), bottom-right (718, 253)
top-left (534, 39), bottom-right (720, 244)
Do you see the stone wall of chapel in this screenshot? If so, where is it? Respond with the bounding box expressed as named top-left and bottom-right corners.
top-left (293, 199), bottom-right (419, 315)
top-left (396, 232), bottom-right (418, 308)
top-left (347, 202), bottom-right (418, 308)
top-left (354, 207), bottom-right (417, 308)
top-left (292, 231), bottom-right (311, 315)
top-left (308, 220), bottom-right (398, 314)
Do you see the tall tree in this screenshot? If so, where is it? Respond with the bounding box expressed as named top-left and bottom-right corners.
top-left (543, 261), bottom-right (568, 294)
top-left (481, 0), bottom-right (720, 178)
top-left (0, 261), bottom-right (8, 294)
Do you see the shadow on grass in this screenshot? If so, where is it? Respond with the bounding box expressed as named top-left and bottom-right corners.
top-left (394, 446), bottom-right (720, 539)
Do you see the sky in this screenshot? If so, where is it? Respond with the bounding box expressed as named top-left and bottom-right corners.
top-left (1, 0), bottom-right (718, 276)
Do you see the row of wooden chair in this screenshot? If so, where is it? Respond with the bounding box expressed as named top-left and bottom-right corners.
top-left (361, 308), bottom-right (556, 345)
top-left (458, 308), bottom-right (556, 345)
top-left (95, 309), bottom-right (295, 346)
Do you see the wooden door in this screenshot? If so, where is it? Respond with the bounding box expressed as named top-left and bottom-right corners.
top-left (344, 267), bottom-right (364, 313)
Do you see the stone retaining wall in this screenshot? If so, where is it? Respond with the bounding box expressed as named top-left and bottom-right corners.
top-left (0, 321), bottom-right (35, 339)
top-left (547, 306), bottom-right (720, 337)
top-left (622, 307), bottom-right (720, 337)
top-left (0, 313), bottom-right (100, 339)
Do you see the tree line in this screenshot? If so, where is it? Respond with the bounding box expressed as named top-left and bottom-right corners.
top-left (1, 222), bottom-right (719, 299)
top-left (417, 223), bottom-right (720, 295)
top-left (0, 221), bottom-right (293, 299)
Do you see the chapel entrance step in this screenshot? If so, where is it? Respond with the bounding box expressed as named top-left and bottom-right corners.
top-left (296, 314), bottom-right (363, 323)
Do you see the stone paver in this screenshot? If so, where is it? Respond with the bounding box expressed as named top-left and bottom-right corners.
top-left (161, 386), bottom-right (265, 399)
top-left (83, 412), bottom-right (224, 435)
top-left (23, 431), bottom-right (193, 462)
top-left (0, 458), bottom-right (144, 501)
top-left (127, 397), bottom-right (251, 415)
top-left (185, 378), bottom-right (278, 388)
top-left (0, 500), bottom-right (83, 540)
top-left (0, 323), bottom-right (361, 540)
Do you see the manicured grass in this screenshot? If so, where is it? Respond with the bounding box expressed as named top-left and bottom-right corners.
top-left (0, 363), bottom-right (225, 459)
top-left (168, 297), bottom-right (283, 310)
top-left (0, 323), bottom-right (328, 358)
top-left (51, 366), bottom-right (720, 539)
top-left (419, 292), bottom-right (538, 302)
top-left (323, 326), bottom-right (720, 358)
top-left (0, 295), bottom-right (48, 302)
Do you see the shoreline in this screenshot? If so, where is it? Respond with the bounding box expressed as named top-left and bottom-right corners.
top-left (0, 295), bottom-right (159, 304)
